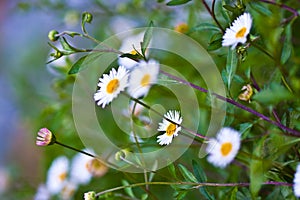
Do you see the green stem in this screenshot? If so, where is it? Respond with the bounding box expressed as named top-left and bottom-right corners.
top-left (95, 181), bottom-right (292, 197)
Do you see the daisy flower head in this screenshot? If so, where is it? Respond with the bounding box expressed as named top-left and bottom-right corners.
top-left (36, 128), bottom-right (56, 146)
top-left (46, 156), bottom-right (69, 195)
top-left (94, 66), bottom-right (129, 108)
top-left (293, 164), bottom-right (300, 197)
top-left (157, 110), bottom-right (183, 145)
top-left (222, 12), bottom-right (252, 49)
top-left (128, 59), bottom-right (160, 99)
top-left (206, 127), bottom-right (241, 168)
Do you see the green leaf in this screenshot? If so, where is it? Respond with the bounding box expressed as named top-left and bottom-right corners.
top-left (252, 83), bottom-right (293, 105)
top-left (141, 21), bottom-right (153, 58)
top-left (122, 180), bottom-right (136, 198)
top-left (174, 191), bottom-right (188, 200)
top-left (249, 2), bottom-right (272, 16)
top-left (120, 53), bottom-right (143, 62)
top-left (249, 136), bottom-right (269, 197)
top-left (192, 160), bottom-right (215, 200)
top-left (166, 0), bottom-right (191, 6)
top-left (178, 164), bottom-right (198, 183)
top-left (192, 160), bottom-right (207, 182)
top-left (207, 32), bottom-right (223, 51)
top-left (68, 53), bottom-right (101, 74)
top-left (189, 23), bottom-right (221, 33)
top-left (141, 193), bottom-right (148, 200)
top-left (239, 123), bottom-right (253, 136)
top-left (60, 37), bottom-right (76, 52)
top-left (223, 5), bottom-right (237, 13)
top-left (225, 48), bottom-right (238, 90)
top-left (281, 23), bottom-right (293, 65)
top-left (168, 163), bottom-right (178, 180)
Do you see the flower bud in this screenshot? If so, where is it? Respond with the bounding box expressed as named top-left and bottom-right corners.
top-left (238, 84), bottom-right (253, 102)
top-left (84, 191), bottom-right (96, 200)
top-left (82, 12), bottom-right (93, 23)
top-left (115, 148), bottom-right (131, 161)
top-left (36, 128), bottom-right (56, 146)
top-left (48, 30), bottom-right (59, 42)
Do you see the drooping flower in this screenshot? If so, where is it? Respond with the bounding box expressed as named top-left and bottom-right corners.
top-left (94, 66), bottom-right (129, 108)
top-left (206, 127), bottom-right (241, 168)
top-left (293, 164), bottom-right (300, 197)
top-left (69, 149), bottom-right (94, 185)
top-left (127, 59), bottom-right (160, 99)
top-left (86, 158), bottom-right (108, 177)
top-left (157, 110), bottom-right (183, 145)
top-left (46, 156), bottom-right (69, 195)
top-left (36, 128), bottom-right (56, 146)
top-left (222, 13), bottom-right (252, 49)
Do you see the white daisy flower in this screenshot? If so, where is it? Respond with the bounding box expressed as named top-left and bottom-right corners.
top-left (293, 164), bottom-right (300, 197)
top-left (69, 149), bottom-right (94, 185)
top-left (94, 66), bottom-right (129, 108)
top-left (222, 12), bottom-right (252, 49)
top-left (157, 110), bottom-right (183, 145)
top-left (46, 156), bottom-right (69, 195)
top-left (206, 127), bottom-right (241, 168)
top-left (128, 59), bottom-right (160, 99)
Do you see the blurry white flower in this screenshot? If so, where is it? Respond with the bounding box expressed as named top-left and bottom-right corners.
top-left (46, 156), bottom-right (69, 195)
top-left (60, 181), bottom-right (78, 200)
top-left (85, 158), bottom-right (108, 177)
top-left (222, 13), bottom-right (252, 49)
top-left (70, 149), bottom-right (94, 185)
top-left (128, 59), bottom-right (160, 99)
top-left (206, 127), bottom-right (241, 168)
top-left (293, 164), bottom-right (300, 197)
top-left (157, 110), bottom-right (182, 145)
top-left (34, 184), bottom-right (51, 200)
top-left (94, 66), bottom-right (129, 108)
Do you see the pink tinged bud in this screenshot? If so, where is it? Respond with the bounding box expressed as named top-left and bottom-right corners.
top-left (36, 128), bottom-right (56, 146)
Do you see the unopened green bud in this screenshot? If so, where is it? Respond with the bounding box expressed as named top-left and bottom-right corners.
top-left (82, 12), bottom-right (93, 23)
top-left (48, 30), bottom-right (59, 41)
top-left (50, 50), bottom-right (63, 59)
top-left (115, 148), bottom-right (131, 161)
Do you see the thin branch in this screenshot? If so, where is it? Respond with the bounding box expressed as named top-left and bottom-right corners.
top-left (201, 0), bottom-right (225, 33)
top-left (95, 181), bottom-right (292, 197)
top-left (160, 70), bottom-right (300, 137)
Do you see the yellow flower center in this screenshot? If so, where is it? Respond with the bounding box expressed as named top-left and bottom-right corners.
top-left (175, 23), bottom-right (189, 33)
top-left (106, 79), bottom-right (120, 94)
top-left (235, 27), bottom-right (247, 38)
top-left (141, 74), bottom-right (151, 87)
top-left (221, 142), bottom-right (232, 156)
top-left (130, 50), bottom-right (138, 55)
top-left (166, 123), bottom-right (177, 136)
top-left (59, 172), bottom-right (67, 181)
